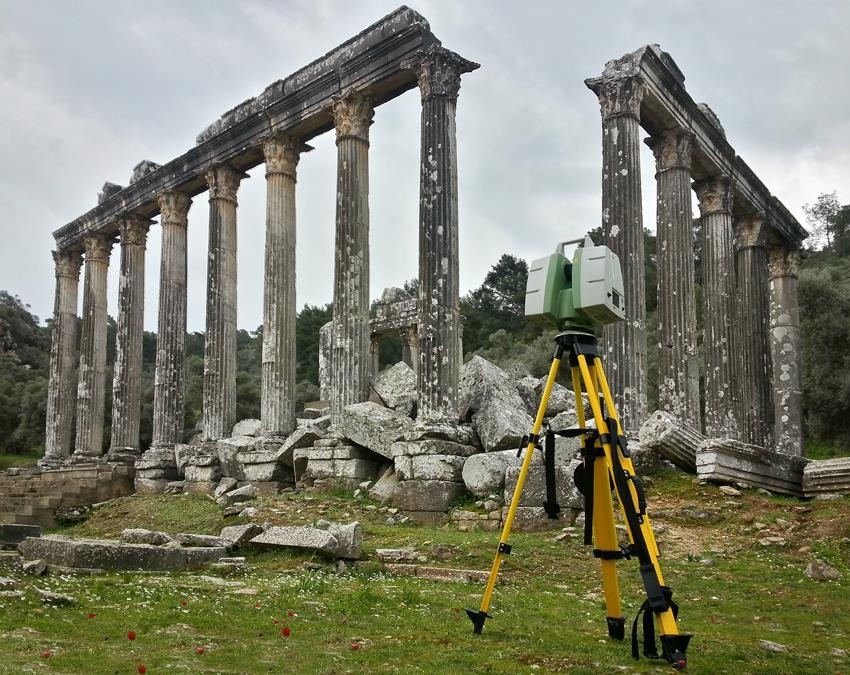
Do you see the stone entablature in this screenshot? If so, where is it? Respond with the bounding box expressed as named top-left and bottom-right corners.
top-left (53, 6), bottom-right (437, 250)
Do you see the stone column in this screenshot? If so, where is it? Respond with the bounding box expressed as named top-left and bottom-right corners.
top-left (261, 134), bottom-right (309, 436)
top-left (370, 337), bottom-right (381, 379)
top-left (318, 321), bottom-right (333, 403)
top-left (151, 191), bottom-right (191, 449)
top-left (404, 45), bottom-right (479, 423)
top-left (73, 232), bottom-right (113, 458)
top-left (734, 216), bottom-right (772, 448)
top-left (768, 247), bottom-right (803, 455)
top-left (586, 75), bottom-right (647, 432)
top-left (646, 129), bottom-right (701, 430)
top-left (694, 175), bottom-right (739, 438)
top-left (330, 90), bottom-right (374, 424)
top-left (108, 215), bottom-right (151, 459)
top-left (203, 165), bottom-right (243, 440)
top-left (42, 248), bottom-right (83, 466)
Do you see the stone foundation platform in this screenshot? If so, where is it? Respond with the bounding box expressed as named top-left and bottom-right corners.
top-left (696, 439), bottom-right (808, 497)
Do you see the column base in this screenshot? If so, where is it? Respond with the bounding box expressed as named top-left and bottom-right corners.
top-left (105, 449), bottom-right (142, 465)
top-left (64, 453), bottom-right (104, 466)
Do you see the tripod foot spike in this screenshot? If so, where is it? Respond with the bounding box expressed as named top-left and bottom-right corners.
top-left (465, 609), bottom-right (490, 634)
top-left (660, 634), bottom-right (691, 670)
top-left (607, 616), bottom-right (626, 641)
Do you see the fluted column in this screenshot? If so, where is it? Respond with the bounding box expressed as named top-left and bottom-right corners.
top-left (151, 191), bottom-right (191, 449)
top-left (261, 134), bottom-right (309, 436)
top-left (204, 165), bottom-right (243, 440)
top-left (73, 233), bottom-right (113, 458)
top-left (695, 176), bottom-right (739, 438)
top-left (42, 248), bottom-right (83, 466)
top-left (586, 75), bottom-right (647, 432)
top-left (647, 129), bottom-right (700, 430)
top-left (735, 216), bottom-right (772, 447)
top-left (108, 215), bottom-right (151, 459)
top-left (404, 45), bottom-right (479, 423)
top-left (330, 90), bottom-right (373, 424)
top-left (768, 247), bottom-right (803, 455)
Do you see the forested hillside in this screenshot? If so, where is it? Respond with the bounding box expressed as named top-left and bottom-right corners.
top-left (2, 193), bottom-right (849, 458)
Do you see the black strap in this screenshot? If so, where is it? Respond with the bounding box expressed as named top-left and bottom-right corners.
top-left (631, 588), bottom-right (680, 660)
top-left (542, 430), bottom-right (560, 519)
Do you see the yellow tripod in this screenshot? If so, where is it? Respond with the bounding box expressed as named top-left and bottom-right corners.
top-left (466, 331), bottom-right (691, 670)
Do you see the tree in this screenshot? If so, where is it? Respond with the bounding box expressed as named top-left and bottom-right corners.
top-left (803, 191), bottom-right (841, 250)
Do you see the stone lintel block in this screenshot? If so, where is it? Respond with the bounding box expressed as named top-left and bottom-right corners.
top-left (391, 479), bottom-right (466, 512)
top-left (390, 439), bottom-right (479, 458)
top-left (394, 454), bottom-right (465, 482)
top-left (696, 438), bottom-right (808, 497)
top-left (336, 402), bottom-right (415, 458)
top-left (250, 526), bottom-right (339, 557)
top-left (503, 461), bottom-right (583, 510)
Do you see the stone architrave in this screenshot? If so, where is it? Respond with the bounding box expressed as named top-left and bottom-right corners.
top-left (694, 175), bottom-right (739, 439)
top-left (109, 215), bottom-right (151, 459)
top-left (203, 165), bottom-right (244, 440)
top-left (734, 216), bottom-right (772, 448)
top-left (585, 74), bottom-right (647, 433)
top-left (403, 45), bottom-right (479, 423)
top-left (768, 247), bottom-right (803, 456)
top-left (646, 128), bottom-right (700, 430)
top-left (261, 134), bottom-right (310, 437)
top-left (73, 233), bottom-right (114, 458)
top-left (329, 90), bottom-right (374, 424)
top-left (42, 248), bottom-right (83, 466)
top-left (151, 191), bottom-right (192, 449)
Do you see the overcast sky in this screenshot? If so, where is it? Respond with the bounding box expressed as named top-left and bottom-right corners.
top-left (1, 0), bottom-right (847, 332)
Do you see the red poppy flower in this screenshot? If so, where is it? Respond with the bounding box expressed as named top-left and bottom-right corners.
top-left (180, 600), bottom-right (188, 606)
top-left (281, 627), bottom-right (291, 637)
top-left (88, 613), bottom-right (96, 619)
top-left (196, 646), bottom-right (205, 654)
top-left (137, 665), bottom-right (147, 674)
top-left (350, 643), bottom-right (361, 651)
top-left (287, 611), bottom-right (296, 617)
top-left (127, 631), bottom-right (137, 641)
top-left (41, 650), bottom-right (51, 659)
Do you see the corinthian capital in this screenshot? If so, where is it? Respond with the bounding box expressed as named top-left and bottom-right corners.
top-left (734, 214), bottom-right (767, 249)
top-left (83, 232), bottom-right (114, 262)
top-left (263, 134), bottom-right (311, 177)
top-left (768, 247), bottom-right (801, 279)
top-left (117, 214), bottom-right (151, 247)
top-left (157, 191), bottom-right (192, 226)
top-left (205, 165), bottom-right (244, 204)
top-left (402, 44), bottom-right (480, 102)
top-left (586, 75), bottom-right (645, 121)
top-left (52, 248), bottom-right (83, 278)
top-left (331, 90), bottom-right (374, 141)
top-left (646, 127), bottom-right (694, 172)
top-left (693, 175), bottom-right (733, 216)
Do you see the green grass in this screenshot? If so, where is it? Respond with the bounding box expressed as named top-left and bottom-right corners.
top-left (0, 474), bottom-right (848, 673)
top-left (0, 453), bottom-right (39, 471)
top-left (805, 439), bottom-right (850, 459)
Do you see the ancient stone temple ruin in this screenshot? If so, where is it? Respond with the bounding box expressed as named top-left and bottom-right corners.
top-left (3, 14), bottom-right (848, 529)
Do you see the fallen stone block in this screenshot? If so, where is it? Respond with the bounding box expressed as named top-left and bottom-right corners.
top-left (216, 484), bottom-right (256, 507)
top-left (368, 465), bottom-right (399, 502)
top-left (394, 454), bottom-right (465, 482)
top-left (803, 457), bottom-right (850, 498)
top-left (462, 449), bottom-right (526, 497)
top-left (391, 439), bottom-right (479, 457)
top-left (120, 529), bottom-right (173, 546)
top-left (401, 422), bottom-right (481, 447)
top-left (503, 461), bottom-right (583, 510)
top-left (336, 402), bottom-right (415, 458)
top-left (214, 477), bottom-right (238, 498)
top-left (696, 439), bottom-right (808, 497)
top-left (305, 458), bottom-right (383, 481)
top-left (383, 563), bottom-right (489, 583)
top-left (250, 526), bottom-right (339, 557)
top-left (375, 547), bottom-right (418, 563)
top-left (219, 524), bottom-right (264, 547)
top-left (391, 479), bottom-right (466, 512)
top-left (0, 523), bottom-right (41, 547)
top-left (22, 559), bottom-right (47, 576)
top-left (216, 436), bottom-right (255, 479)
top-left (372, 361), bottom-right (416, 413)
top-left (504, 506), bottom-right (581, 531)
top-left (176, 533), bottom-right (227, 548)
top-left (232, 419), bottom-right (262, 437)
top-left (327, 522), bottom-right (362, 560)
top-left (639, 409), bottom-right (704, 473)
top-left (184, 464), bottom-right (221, 483)
top-left (36, 588), bottom-right (75, 605)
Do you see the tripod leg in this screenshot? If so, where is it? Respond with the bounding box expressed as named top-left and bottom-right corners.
top-left (466, 349), bottom-right (562, 634)
top-left (576, 353), bottom-right (689, 668)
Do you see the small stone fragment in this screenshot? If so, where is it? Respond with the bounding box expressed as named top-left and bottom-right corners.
top-left (757, 640), bottom-right (788, 653)
top-left (805, 560), bottom-right (842, 581)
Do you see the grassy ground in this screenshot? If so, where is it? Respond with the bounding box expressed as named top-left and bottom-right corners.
top-left (0, 453), bottom-right (39, 471)
top-left (1, 471), bottom-right (848, 674)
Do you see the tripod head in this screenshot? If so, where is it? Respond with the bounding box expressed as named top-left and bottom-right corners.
top-left (524, 235), bottom-right (625, 334)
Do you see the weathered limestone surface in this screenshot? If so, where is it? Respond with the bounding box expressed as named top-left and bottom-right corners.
top-left (330, 91), bottom-right (373, 424)
top-left (394, 454), bottom-right (465, 482)
top-left (647, 128), bottom-right (700, 430)
top-left (151, 191), bottom-right (191, 449)
top-left (768, 247), bottom-right (803, 456)
top-left (43, 249), bottom-right (82, 466)
top-left (250, 526), bottom-right (339, 557)
top-left (694, 175), bottom-right (739, 438)
top-left (203, 165), bottom-right (243, 440)
top-left (372, 361), bottom-right (416, 413)
top-left (639, 409), bottom-right (705, 473)
top-left (392, 479), bottom-right (466, 512)
top-left (735, 216), bottom-right (773, 448)
top-left (19, 536), bottom-right (225, 571)
top-left (73, 234), bottom-right (113, 457)
top-left (585, 72), bottom-right (647, 432)
top-left (109, 215), bottom-right (151, 457)
top-left (803, 458), bottom-right (850, 497)
top-left (336, 402), bottom-right (414, 458)
top-left (503, 461), bottom-right (583, 510)
top-left (261, 134), bottom-right (309, 437)
top-left (403, 46), bottom-right (478, 422)
top-left (696, 438), bottom-right (807, 497)
top-left (318, 321), bottom-right (333, 402)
